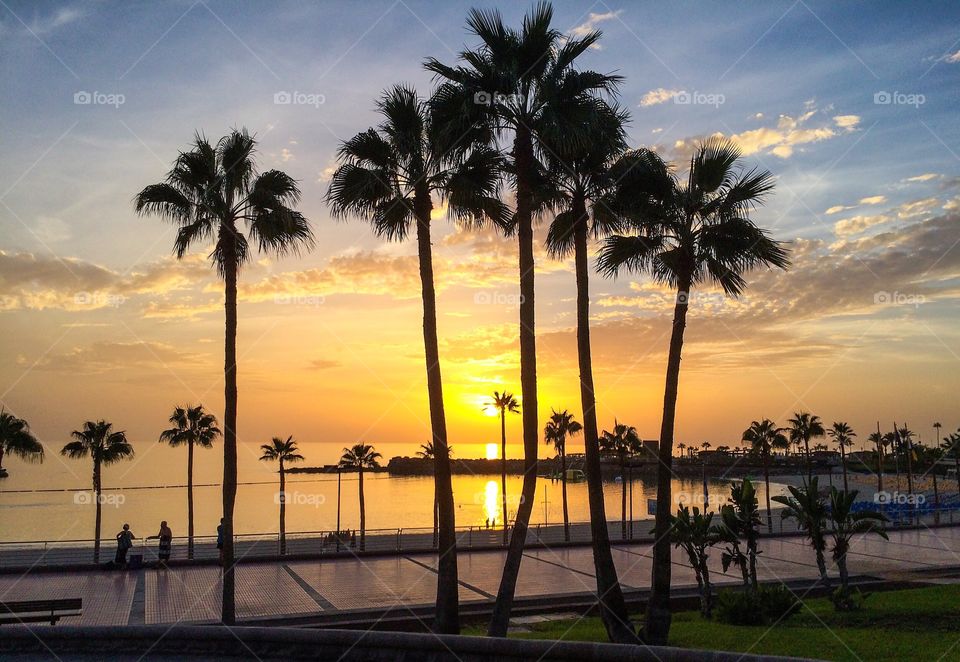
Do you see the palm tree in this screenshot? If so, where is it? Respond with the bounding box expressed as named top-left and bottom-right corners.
top-left (596, 140), bottom-right (788, 642)
top-left (773, 477), bottom-right (830, 589)
top-left (742, 419), bottom-right (788, 531)
top-left (718, 478), bottom-right (762, 592)
top-left (677, 442), bottom-right (687, 458)
top-left (488, 391), bottom-right (519, 543)
top-left (427, 3), bottom-right (621, 639)
top-left (669, 505), bottom-right (722, 618)
top-left (543, 409), bottom-right (582, 542)
top-left (136, 129), bottom-right (313, 624)
top-left (868, 428), bottom-right (884, 494)
top-left (339, 443), bottom-right (382, 551)
top-left (701, 442), bottom-right (712, 453)
top-left (61, 421), bottom-right (134, 563)
top-left (827, 487), bottom-right (887, 608)
top-left (883, 430), bottom-right (900, 489)
top-left (828, 422), bottom-right (856, 493)
top-left (417, 441), bottom-right (454, 548)
top-left (897, 425), bottom-right (916, 501)
top-left (327, 85), bottom-right (507, 634)
top-left (159, 405), bottom-right (220, 559)
top-left (788, 412), bottom-right (825, 482)
top-left (0, 410), bottom-right (44, 474)
top-left (259, 436), bottom-right (304, 555)
top-left (600, 421), bottom-right (641, 540)
top-left (940, 430), bottom-right (960, 497)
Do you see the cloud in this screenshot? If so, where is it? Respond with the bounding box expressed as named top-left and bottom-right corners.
top-left (569, 10), bottom-right (622, 48)
top-left (29, 341), bottom-right (203, 374)
top-left (896, 197), bottom-right (940, 219)
top-left (833, 115), bottom-right (861, 130)
top-left (833, 214), bottom-right (892, 237)
top-left (905, 173), bottom-right (940, 183)
top-left (825, 195), bottom-right (885, 216)
top-left (942, 50), bottom-right (960, 63)
top-left (825, 205), bottom-right (853, 215)
top-left (859, 195), bottom-right (886, 205)
top-left (639, 88), bottom-right (681, 107)
top-left (309, 359), bottom-right (342, 370)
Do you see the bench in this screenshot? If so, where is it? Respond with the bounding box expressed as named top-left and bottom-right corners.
top-left (0, 598), bottom-right (82, 625)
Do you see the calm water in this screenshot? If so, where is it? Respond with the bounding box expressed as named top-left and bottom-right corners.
top-left (0, 441), bottom-right (787, 543)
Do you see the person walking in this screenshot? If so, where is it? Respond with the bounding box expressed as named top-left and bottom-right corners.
top-left (148, 521), bottom-right (173, 567)
top-left (115, 523), bottom-right (135, 567)
top-left (216, 517), bottom-right (224, 565)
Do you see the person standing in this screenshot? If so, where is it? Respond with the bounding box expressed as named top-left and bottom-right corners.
top-left (115, 523), bottom-right (135, 566)
top-left (216, 517), bottom-right (224, 565)
top-left (148, 521), bottom-right (173, 567)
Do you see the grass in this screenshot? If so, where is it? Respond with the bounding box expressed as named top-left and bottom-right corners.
top-left (467, 585), bottom-right (960, 661)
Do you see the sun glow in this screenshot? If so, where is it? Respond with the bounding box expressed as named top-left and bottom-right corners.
top-left (485, 443), bottom-right (499, 460)
top-left (483, 480), bottom-right (500, 524)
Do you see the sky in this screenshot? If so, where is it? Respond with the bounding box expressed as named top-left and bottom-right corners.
top-left (1, 0), bottom-right (959, 470)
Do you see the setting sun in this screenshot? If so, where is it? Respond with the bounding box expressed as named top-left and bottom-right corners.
top-left (485, 443), bottom-right (499, 460)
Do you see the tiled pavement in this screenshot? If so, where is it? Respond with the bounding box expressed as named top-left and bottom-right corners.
top-left (4, 527), bottom-right (960, 626)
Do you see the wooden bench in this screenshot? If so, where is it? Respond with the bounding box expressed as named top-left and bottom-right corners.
top-left (0, 598), bottom-right (82, 625)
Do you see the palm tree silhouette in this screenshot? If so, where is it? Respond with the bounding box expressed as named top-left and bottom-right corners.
top-left (327, 86), bottom-right (507, 633)
top-left (0, 410), bottom-right (44, 475)
top-left (488, 391), bottom-right (519, 543)
top-left (339, 443), bottom-right (382, 551)
top-left (544, 409), bottom-right (582, 542)
top-left (259, 436), bottom-right (304, 555)
top-left (427, 3), bottom-right (621, 638)
top-left (417, 441), bottom-right (454, 548)
top-left (788, 412), bottom-right (825, 483)
top-left (136, 129), bottom-right (312, 623)
top-left (677, 442), bottom-right (687, 458)
top-left (773, 477), bottom-right (830, 590)
top-left (61, 420), bottom-right (134, 563)
top-left (742, 419), bottom-right (788, 530)
top-left (940, 430), bottom-right (960, 497)
top-left (597, 138), bottom-right (789, 643)
top-left (897, 425), bottom-right (916, 501)
top-left (600, 421), bottom-right (641, 540)
top-left (540, 95), bottom-right (634, 639)
top-left (159, 405), bottom-right (220, 559)
top-left (828, 422), bottom-right (856, 493)
top-left (868, 429), bottom-right (885, 494)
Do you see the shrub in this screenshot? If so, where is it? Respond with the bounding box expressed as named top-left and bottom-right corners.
top-left (715, 584), bottom-right (801, 625)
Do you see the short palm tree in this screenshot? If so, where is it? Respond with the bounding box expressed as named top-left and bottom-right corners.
top-left (488, 391), bottom-right (519, 543)
top-left (868, 429), bottom-right (884, 493)
top-left (600, 421), bottom-right (641, 540)
top-left (773, 477), bottom-right (830, 589)
top-left (0, 410), bottom-right (44, 474)
top-left (596, 139), bottom-right (790, 642)
top-left (427, 3), bottom-right (623, 639)
top-left (61, 420), bottom-right (134, 563)
top-left (827, 487), bottom-right (887, 608)
top-left (259, 436), bottom-right (304, 555)
top-left (788, 412), bottom-right (825, 482)
top-left (742, 419), bottom-right (788, 530)
top-left (897, 425), bottom-right (916, 499)
top-left (828, 422), bottom-right (856, 493)
top-left (719, 478), bottom-right (762, 592)
top-left (544, 409), bottom-right (582, 542)
top-left (339, 443), bottom-right (382, 551)
top-left (159, 405), bottom-right (220, 559)
top-left (670, 505), bottom-right (722, 618)
top-left (136, 129), bottom-right (313, 623)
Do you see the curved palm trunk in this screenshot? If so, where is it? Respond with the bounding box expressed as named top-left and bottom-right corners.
top-left (644, 278), bottom-right (691, 646)
top-left (221, 228), bottom-right (239, 625)
top-left (279, 459), bottom-right (286, 555)
top-left (359, 467), bottom-right (366, 551)
top-left (572, 209), bottom-right (633, 643)
top-left (500, 410), bottom-right (508, 544)
top-left (187, 440), bottom-right (195, 560)
top-left (489, 128), bottom-right (539, 638)
top-left (815, 544), bottom-right (830, 589)
top-left (93, 460), bottom-right (102, 564)
top-left (840, 443), bottom-right (848, 493)
top-left (559, 448), bottom-right (569, 542)
top-left (764, 452), bottom-right (772, 531)
top-left (414, 189), bottom-right (460, 634)
top-left (619, 453), bottom-right (627, 540)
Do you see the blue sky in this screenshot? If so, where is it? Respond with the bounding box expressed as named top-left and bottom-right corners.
top-left (1, 1), bottom-right (959, 458)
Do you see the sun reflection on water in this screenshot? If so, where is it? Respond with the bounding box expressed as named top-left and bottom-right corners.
top-left (483, 480), bottom-right (499, 525)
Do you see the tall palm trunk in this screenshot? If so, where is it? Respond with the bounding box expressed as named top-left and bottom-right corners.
top-left (187, 440), bottom-right (195, 559)
top-left (804, 437), bottom-right (812, 483)
top-left (489, 128), bottom-right (539, 638)
top-left (279, 458), bottom-right (286, 555)
top-left (815, 546), bottom-right (830, 589)
top-left (764, 451), bottom-right (772, 531)
top-left (840, 442), bottom-right (848, 493)
top-left (221, 226), bottom-right (239, 625)
top-left (414, 187), bottom-right (460, 634)
top-left (572, 206), bottom-right (633, 643)
top-left (645, 277), bottom-right (691, 646)
top-left (359, 467), bottom-right (366, 551)
top-left (500, 409), bottom-right (508, 544)
top-left (954, 452), bottom-right (959, 498)
top-left (619, 453), bottom-right (627, 539)
top-left (93, 460), bottom-right (102, 564)
top-left (559, 448), bottom-right (569, 542)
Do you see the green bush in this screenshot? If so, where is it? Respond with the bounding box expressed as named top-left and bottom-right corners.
top-left (715, 584), bottom-right (801, 625)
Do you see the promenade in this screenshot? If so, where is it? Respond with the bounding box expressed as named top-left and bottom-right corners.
top-left (3, 526), bottom-right (960, 627)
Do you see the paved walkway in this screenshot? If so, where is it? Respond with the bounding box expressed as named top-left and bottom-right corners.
top-left (3, 527), bottom-right (960, 626)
